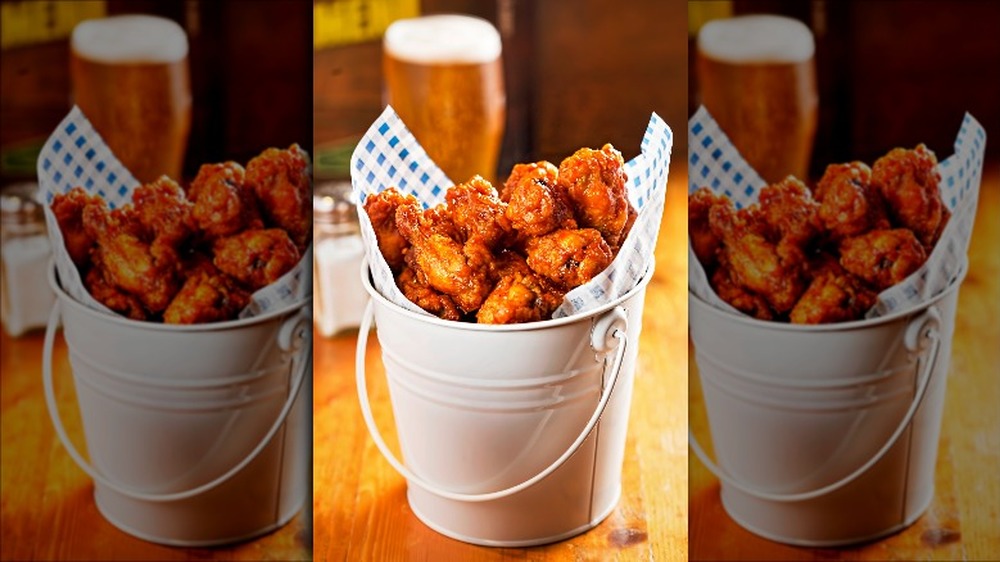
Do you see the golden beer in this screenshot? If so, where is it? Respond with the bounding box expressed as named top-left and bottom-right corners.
top-left (70, 15), bottom-right (191, 184)
top-left (383, 15), bottom-right (506, 185)
top-left (696, 15), bottom-right (818, 183)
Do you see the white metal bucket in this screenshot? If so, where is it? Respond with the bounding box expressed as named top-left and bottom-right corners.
top-left (43, 265), bottom-right (312, 547)
top-left (356, 261), bottom-right (654, 547)
top-left (689, 264), bottom-right (966, 547)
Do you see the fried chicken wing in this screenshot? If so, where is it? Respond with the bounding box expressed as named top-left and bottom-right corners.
top-left (246, 144), bottom-right (312, 251)
top-left (213, 228), bottom-right (301, 291)
top-left (524, 228), bottom-right (613, 290)
top-left (444, 175), bottom-right (512, 248)
top-left (710, 263), bottom-right (775, 321)
top-left (83, 204), bottom-right (181, 314)
top-left (188, 161), bottom-right (263, 240)
top-left (709, 203), bottom-right (807, 314)
top-left (688, 187), bottom-right (729, 270)
top-left (790, 266), bottom-right (877, 324)
top-left (363, 188), bottom-right (417, 273)
top-left (132, 176), bottom-right (196, 252)
top-left (500, 161), bottom-right (559, 201)
top-left (422, 203), bottom-right (460, 238)
top-left (872, 144), bottom-right (945, 250)
top-left (475, 251), bottom-right (565, 324)
top-left (84, 264), bottom-right (148, 321)
top-left (839, 228), bottom-right (927, 292)
top-left (502, 162), bottom-right (576, 239)
top-left (163, 265), bottom-right (251, 324)
top-left (396, 204), bottom-right (493, 313)
top-left (558, 144), bottom-right (630, 248)
top-left (51, 187), bottom-right (104, 267)
top-left (396, 266), bottom-right (462, 321)
top-left (756, 176), bottom-right (821, 250)
top-left (814, 162), bottom-right (889, 241)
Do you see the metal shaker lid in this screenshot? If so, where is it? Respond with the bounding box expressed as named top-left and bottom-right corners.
top-left (1, 183), bottom-right (44, 226)
top-left (313, 181), bottom-right (358, 227)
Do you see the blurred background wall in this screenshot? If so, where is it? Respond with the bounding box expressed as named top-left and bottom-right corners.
top-left (688, 0), bottom-right (1000, 178)
top-left (0, 0), bottom-right (313, 186)
top-left (11, 1), bottom-right (992, 187)
top-left (313, 0), bottom-right (688, 183)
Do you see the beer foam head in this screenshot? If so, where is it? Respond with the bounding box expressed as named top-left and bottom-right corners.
top-left (384, 15), bottom-right (501, 64)
top-left (72, 15), bottom-right (188, 63)
top-left (698, 15), bottom-right (814, 63)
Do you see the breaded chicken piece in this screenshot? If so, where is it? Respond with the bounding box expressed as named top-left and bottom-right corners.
top-left (246, 144), bottom-right (312, 251)
top-left (709, 203), bottom-right (807, 314)
top-left (213, 228), bottom-right (301, 291)
top-left (814, 161), bottom-right (890, 241)
top-left (445, 175), bottom-right (512, 248)
top-left (51, 187), bottom-right (104, 267)
top-left (710, 263), bottom-right (775, 321)
top-left (163, 264), bottom-right (250, 324)
top-left (477, 251), bottom-right (565, 324)
top-left (84, 264), bottom-right (148, 321)
top-left (83, 204), bottom-right (181, 314)
top-left (396, 203), bottom-right (493, 314)
top-left (363, 188), bottom-right (418, 273)
top-left (396, 266), bottom-right (462, 322)
top-left (188, 161), bottom-right (262, 240)
top-left (501, 161), bottom-right (576, 239)
top-left (558, 144), bottom-right (630, 248)
top-left (839, 228), bottom-right (927, 292)
top-left (756, 176), bottom-right (822, 250)
top-left (524, 228), bottom-right (613, 290)
top-left (790, 261), bottom-right (877, 324)
top-left (688, 187), bottom-right (729, 270)
top-left (872, 144), bottom-right (946, 250)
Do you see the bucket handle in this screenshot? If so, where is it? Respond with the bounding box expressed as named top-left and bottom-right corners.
top-left (356, 301), bottom-right (629, 503)
top-left (689, 305), bottom-right (943, 503)
top-left (42, 302), bottom-right (312, 503)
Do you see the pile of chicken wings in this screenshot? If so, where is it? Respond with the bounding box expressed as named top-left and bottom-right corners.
top-left (690, 144), bottom-right (948, 324)
top-left (365, 144), bottom-right (636, 324)
top-left (51, 145), bottom-right (311, 324)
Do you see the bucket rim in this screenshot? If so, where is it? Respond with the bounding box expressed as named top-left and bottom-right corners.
top-left (49, 263), bottom-right (310, 332)
top-left (361, 257), bottom-right (655, 332)
top-left (689, 261), bottom-right (967, 333)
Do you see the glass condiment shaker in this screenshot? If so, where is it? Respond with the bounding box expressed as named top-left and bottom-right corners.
top-left (1, 183), bottom-right (56, 337)
top-left (313, 182), bottom-right (367, 336)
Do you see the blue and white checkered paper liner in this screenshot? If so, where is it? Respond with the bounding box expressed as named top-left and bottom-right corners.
top-left (37, 106), bottom-right (311, 319)
top-left (352, 105), bottom-right (672, 319)
top-left (687, 105), bottom-right (986, 319)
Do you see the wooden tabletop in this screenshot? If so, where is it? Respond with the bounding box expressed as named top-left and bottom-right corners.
top-left (0, 325), bottom-right (311, 560)
top-left (689, 164), bottom-right (1000, 561)
top-left (313, 169), bottom-right (690, 561)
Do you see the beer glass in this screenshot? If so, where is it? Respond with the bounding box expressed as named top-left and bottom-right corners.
top-left (696, 15), bottom-right (818, 183)
top-left (383, 15), bottom-right (506, 185)
top-left (70, 15), bottom-right (192, 184)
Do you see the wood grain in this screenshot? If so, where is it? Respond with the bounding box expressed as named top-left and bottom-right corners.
top-left (313, 168), bottom-right (690, 561)
top-left (688, 165), bottom-right (1000, 561)
top-left (0, 328), bottom-right (311, 561)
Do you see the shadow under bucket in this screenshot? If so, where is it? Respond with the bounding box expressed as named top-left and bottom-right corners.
top-left (43, 265), bottom-right (312, 547)
top-left (356, 260), bottom-right (655, 547)
top-left (689, 264), bottom-right (967, 547)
